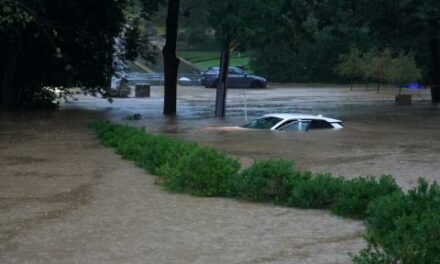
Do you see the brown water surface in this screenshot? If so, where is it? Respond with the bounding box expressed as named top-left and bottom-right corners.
top-left (1, 85), bottom-right (438, 263)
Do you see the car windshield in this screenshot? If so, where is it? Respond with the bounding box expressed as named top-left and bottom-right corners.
top-left (242, 117), bottom-right (283, 129)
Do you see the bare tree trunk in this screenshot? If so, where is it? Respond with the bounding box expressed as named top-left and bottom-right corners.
top-left (429, 31), bottom-right (440, 104)
top-left (1, 47), bottom-right (18, 109)
top-left (215, 50), bottom-right (230, 117)
top-left (162, 0), bottom-right (180, 115)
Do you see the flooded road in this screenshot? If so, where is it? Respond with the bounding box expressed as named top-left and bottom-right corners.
top-left (67, 85), bottom-right (440, 188)
top-left (1, 85), bottom-right (438, 263)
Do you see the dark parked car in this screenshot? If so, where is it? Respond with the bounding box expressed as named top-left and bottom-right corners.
top-left (200, 67), bottom-right (267, 88)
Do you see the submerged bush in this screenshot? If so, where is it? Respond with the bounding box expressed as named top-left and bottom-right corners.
top-left (357, 179), bottom-right (440, 263)
top-left (351, 247), bottom-right (393, 264)
top-left (288, 173), bottom-right (345, 209)
top-left (90, 121), bottom-right (440, 264)
top-left (331, 175), bottom-right (401, 219)
top-left (161, 147), bottom-right (241, 197)
top-left (233, 160), bottom-right (299, 204)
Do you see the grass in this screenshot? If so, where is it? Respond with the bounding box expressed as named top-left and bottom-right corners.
top-left (177, 50), bottom-right (251, 71)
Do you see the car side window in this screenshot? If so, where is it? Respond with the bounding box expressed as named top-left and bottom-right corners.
top-left (309, 120), bottom-right (333, 129)
top-left (228, 68), bottom-right (244, 75)
top-left (280, 120), bottom-right (310, 131)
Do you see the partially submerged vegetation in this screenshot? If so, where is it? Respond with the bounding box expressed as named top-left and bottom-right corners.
top-left (90, 121), bottom-right (440, 263)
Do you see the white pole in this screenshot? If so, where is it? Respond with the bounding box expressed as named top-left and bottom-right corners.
top-left (243, 89), bottom-right (248, 122)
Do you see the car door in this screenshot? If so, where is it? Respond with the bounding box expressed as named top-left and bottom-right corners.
top-left (228, 68), bottom-right (245, 88)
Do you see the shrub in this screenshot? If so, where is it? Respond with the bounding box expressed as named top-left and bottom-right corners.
top-left (233, 160), bottom-right (299, 204)
top-left (90, 121), bottom-right (440, 264)
top-left (288, 173), bottom-right (345, 209)
top-left (138, 136), bottom-right (198, 175)
top-left (351, 247), bottom-right (393, 264)
top-left (331, 175), bottom-right (401, 218)
top-left (161, 147), bottom-right (241, 197)
top-left (359, 179), bottom-right (440, 263)
top-left (117, 133), bottom-right (152, 161)
top-left (90, 122), bottom-right (199, 175)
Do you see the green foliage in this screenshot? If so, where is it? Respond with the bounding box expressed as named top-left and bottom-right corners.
top-left (124, 18), bottom-right (142, 61)
top-left (351, 247), bottom-right (393, 264)
top-left (232, 160), bottom-right (299, 203)
top-left (335, 47), bottom-right (364, 82)
top-left (162, 148), bottom-right (240, 196)
top-left (186, 27), bottom-right (206, 45)
top-left (358, 179), bottom-right (440, 263)
top-left (288, 173), bottom-right (345, 209)
top-left (0, 0), bottom-right (161, 109)
top-left (331, 176), bottom-right (401, 219)
top-left (250, 42), bottom-right (297, 82)
top-left (89, 121), bottom-right (239, 196)
top-left (385, 53), bottom-right (422, 85)
top-left (91, 122), bottom-right (440, 264)
top-left (0, 3), bottom-right (33, 29)
top-left (332, 47), bottom-right (422, 88)
top-left (360, 50), bottom-right (376, 83)
top-left (178, 50), bottom-right (251, 70)
top-left (368, 49), bottom-right (394, 85)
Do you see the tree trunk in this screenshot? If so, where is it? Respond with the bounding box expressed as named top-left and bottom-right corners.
top-left (215, 50), bottom-right (230, 117)
top-left (162, 0), bottom-right (180, 116)
top-left (1, 46), bottom-right (18, 109)
top-left (429, 33), bottom-right (440, 104)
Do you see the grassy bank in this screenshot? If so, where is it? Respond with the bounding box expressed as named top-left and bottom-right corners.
top-left (177, 50), bottom-right (251, 71)
top-left (90, 121), bottom-right (440, 263)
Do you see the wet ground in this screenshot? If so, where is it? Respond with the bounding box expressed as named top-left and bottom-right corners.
top-left (1, 85), bottom-right (439, 263)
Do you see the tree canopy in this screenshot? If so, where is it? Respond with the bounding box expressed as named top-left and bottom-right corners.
top-left (0, 0), bottom-right (159, 109)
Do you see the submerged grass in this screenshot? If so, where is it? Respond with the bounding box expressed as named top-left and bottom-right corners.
top-left (89, 121), bottom-right (440, 263)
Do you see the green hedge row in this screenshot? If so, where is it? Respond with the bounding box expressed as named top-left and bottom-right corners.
top-left (89, 122), bottom-right (440, 263)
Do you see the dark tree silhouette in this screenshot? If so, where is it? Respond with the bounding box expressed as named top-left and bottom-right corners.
top-left (162, 0), bottom-right (180, 116)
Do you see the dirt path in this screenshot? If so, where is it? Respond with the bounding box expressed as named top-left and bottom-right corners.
top-left (0, 110), bottom-right (364, 263)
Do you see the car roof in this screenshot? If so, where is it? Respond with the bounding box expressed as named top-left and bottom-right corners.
top-left (262, 113), bottom-right (342, 123)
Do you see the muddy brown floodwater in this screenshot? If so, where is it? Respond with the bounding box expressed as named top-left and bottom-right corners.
top-left (1, 85), bottom-right (439, 263)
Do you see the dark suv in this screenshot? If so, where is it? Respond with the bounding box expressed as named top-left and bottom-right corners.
top-left (200, 67), bottom-right (267, 88)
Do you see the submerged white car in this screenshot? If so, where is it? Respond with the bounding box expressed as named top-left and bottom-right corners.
top-left (242, 113), bottom-right (343, 131)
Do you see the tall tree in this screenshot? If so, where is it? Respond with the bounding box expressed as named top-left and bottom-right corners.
top-left (334, 46), bottom-right (364, 90)
top-left (207, 0), bottom-right (305, 116)
top-left (340, 0), bottom-right (440, 103)
top-left (0, 0), bottom-right (160, 109)
top-left (0, 0), bottom-right (126, 108)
